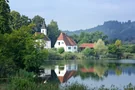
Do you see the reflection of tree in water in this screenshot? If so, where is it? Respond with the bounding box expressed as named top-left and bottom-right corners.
top-left (77, 71), bottom-right (104, 81)
top-left (77, 62), bottom-right (109, 81)
top-left (115, 67), bottom-right (122, 76)
top-left (94, 65), bottom-right (108, 77)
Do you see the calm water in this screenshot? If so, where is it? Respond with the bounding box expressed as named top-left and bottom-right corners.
top-left (41, 59), bottom-right (135, 88)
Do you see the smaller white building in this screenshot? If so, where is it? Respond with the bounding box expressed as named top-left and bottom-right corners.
top-left (54, 32), bottom-right (77, 52)
top-left (35, 20), bottom-right (51, 49)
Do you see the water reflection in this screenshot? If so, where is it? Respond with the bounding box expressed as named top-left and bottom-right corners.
top-left (41, 60), bottom-right (135, 87)
top-left (54, 64), bottom-right (78, 83)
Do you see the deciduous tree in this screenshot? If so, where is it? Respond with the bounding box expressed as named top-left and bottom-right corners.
top-left (94, 39), bottom-right (108, 59)
top-left (0, 0), bottom-right (11, 34)
top-left (115, 40), bottom-right (122, 48)
top-left (47, 20), bottom-right (61, 47)
top-left (32, 15), bottom-right (44, 32)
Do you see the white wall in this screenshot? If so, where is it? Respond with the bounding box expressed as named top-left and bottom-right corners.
top-left (66, 46), bottom-right (78, 52)
top-left (54, 40), bottom-right (67, 50)
top-left (55, 64), bottom-right (78, 76)
top-left (55, 65), bottom-right (67, 76)
top-left (35, 39), bottom-right (51, 49)
top-left (41, 29), bottom-right (47, 35)
top-left (44, 41), bottom-right (51, 49)
top-left (54, 40), bottom-right (78, 52)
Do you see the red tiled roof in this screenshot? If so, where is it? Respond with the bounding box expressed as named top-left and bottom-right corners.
top-left (57, 32), bottom-right (76, 46)
top-left (80, 68), bottom-right (94, 73)
top-left (58, 71), bottom-right (76, 83)
top-left (80, 43), bottom-right (94, 48)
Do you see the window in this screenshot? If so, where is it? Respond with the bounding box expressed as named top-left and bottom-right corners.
top-left (74, 47), bottom-right (76, 49)
top-left (58, 42), bottom-right (60, 45)
top-left (62, 42), bottom-right (64, 44)
top-left (42, 30), bottom-right (44, 33)
top-left (68, 47), bottom-right (71, 49)
top-left (68, 66), bottom-right (71, 70)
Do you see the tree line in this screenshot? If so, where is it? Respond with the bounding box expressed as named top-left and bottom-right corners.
top-left (69, 32), bottom-right (135, 59)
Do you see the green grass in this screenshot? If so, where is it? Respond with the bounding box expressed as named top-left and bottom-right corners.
top-left (1, 83), bottom-right (135, 90)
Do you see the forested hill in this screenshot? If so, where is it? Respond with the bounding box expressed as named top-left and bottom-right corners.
top-left (64, 20), bottom-right (135, 42)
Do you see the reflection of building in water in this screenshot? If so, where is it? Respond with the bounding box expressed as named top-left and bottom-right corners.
top-left (39, 68), bottom-right (52, 77)
top-left (38, 68), bottom-right (58, 83)
top-left (80, 68), bottom-right (94, 73)
top-left (55, 64), bottom-right (78, 83)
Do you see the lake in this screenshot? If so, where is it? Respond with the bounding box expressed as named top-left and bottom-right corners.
top-left (40, 59), bottom-right (135, 89)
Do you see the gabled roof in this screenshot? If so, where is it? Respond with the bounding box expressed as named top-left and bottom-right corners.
top-left (80, 43), bottom-right (94, 48)
top-left (34, 32), bottom-right (50, 41)
top-left (43, 35), bottom-right (50, 41)
top-left (57, 32), bottom-right (77, 46)
top-left (58, 71), bottom-right (76, 83)
top-left (34, 32), bottom-right (41, 35)
top-left (41, 20), bottom-right (46, 29)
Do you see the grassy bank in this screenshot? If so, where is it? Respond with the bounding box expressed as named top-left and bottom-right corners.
top-left (1, 82), bottom-right (135, 90)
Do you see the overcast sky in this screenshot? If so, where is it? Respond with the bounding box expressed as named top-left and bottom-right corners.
top-left (9, 0), bottom-right (135, 31)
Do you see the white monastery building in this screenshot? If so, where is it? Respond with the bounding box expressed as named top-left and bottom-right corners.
top-left (35, 20), bottom-right (51, 49)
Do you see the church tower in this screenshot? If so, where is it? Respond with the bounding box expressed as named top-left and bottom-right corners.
top-left (41, 20), bottom-right (47, 35)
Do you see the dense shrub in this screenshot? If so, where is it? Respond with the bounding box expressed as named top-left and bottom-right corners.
top-left (50, 48), bottom-right (57, 51)
top-left (106, 54), bottom-right (117, 58)
top-left (7, 69), bottom-right (59, 90)
top-left (62, 52), bottom-right (78, 60)
top-left (82, 48), bottom-right (95, 57)
top-left (48, 50), bottom-right (63, 60)
top-left (7, 69), bottom-right (35, 90)
top-left (64, 83), bottom-right (88, 90)
top-left (58, 47), bottom-right (64, 54)
top-left (131, 45), bottom-right (135, 53)
top-left (123, 53), bottom-right (133, 59)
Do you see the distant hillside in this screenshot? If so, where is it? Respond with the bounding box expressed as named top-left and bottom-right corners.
top-left (64, 20), bottom-right (135, 42)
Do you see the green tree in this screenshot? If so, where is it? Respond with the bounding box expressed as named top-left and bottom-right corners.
top-left (47, 20), bottom-right (61, 47)
top-left (77, 31), bottom-right (108, 44)
top-left (10, 11), bottom-right (21, 30)
top-left (0, 26), bottom-right (48, 77)
top-left (0, 0), bottom-right (11, 34)
top-left (114, 40), bottom-right (123, 59)
top-left (115, 48), bottom-right (123, 59)
top-left (82, 48), bottom-right (94, 57)
top-left (108, 44), bottom-right (117, 54)
top-left (10, 11), bottom-right (31, 30)
top-left (130, 45), bottom-right (135, 53)
top-left (94, 39), bottom-right (108, 59)
top-left (32, 15), bottom-right (44, 32)
top-left (70, 34), bottom-right (79, 43)
top-left (115, 39), bottom-right (122, 48)
top-left (21, 15), bottom-right (31, 26)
